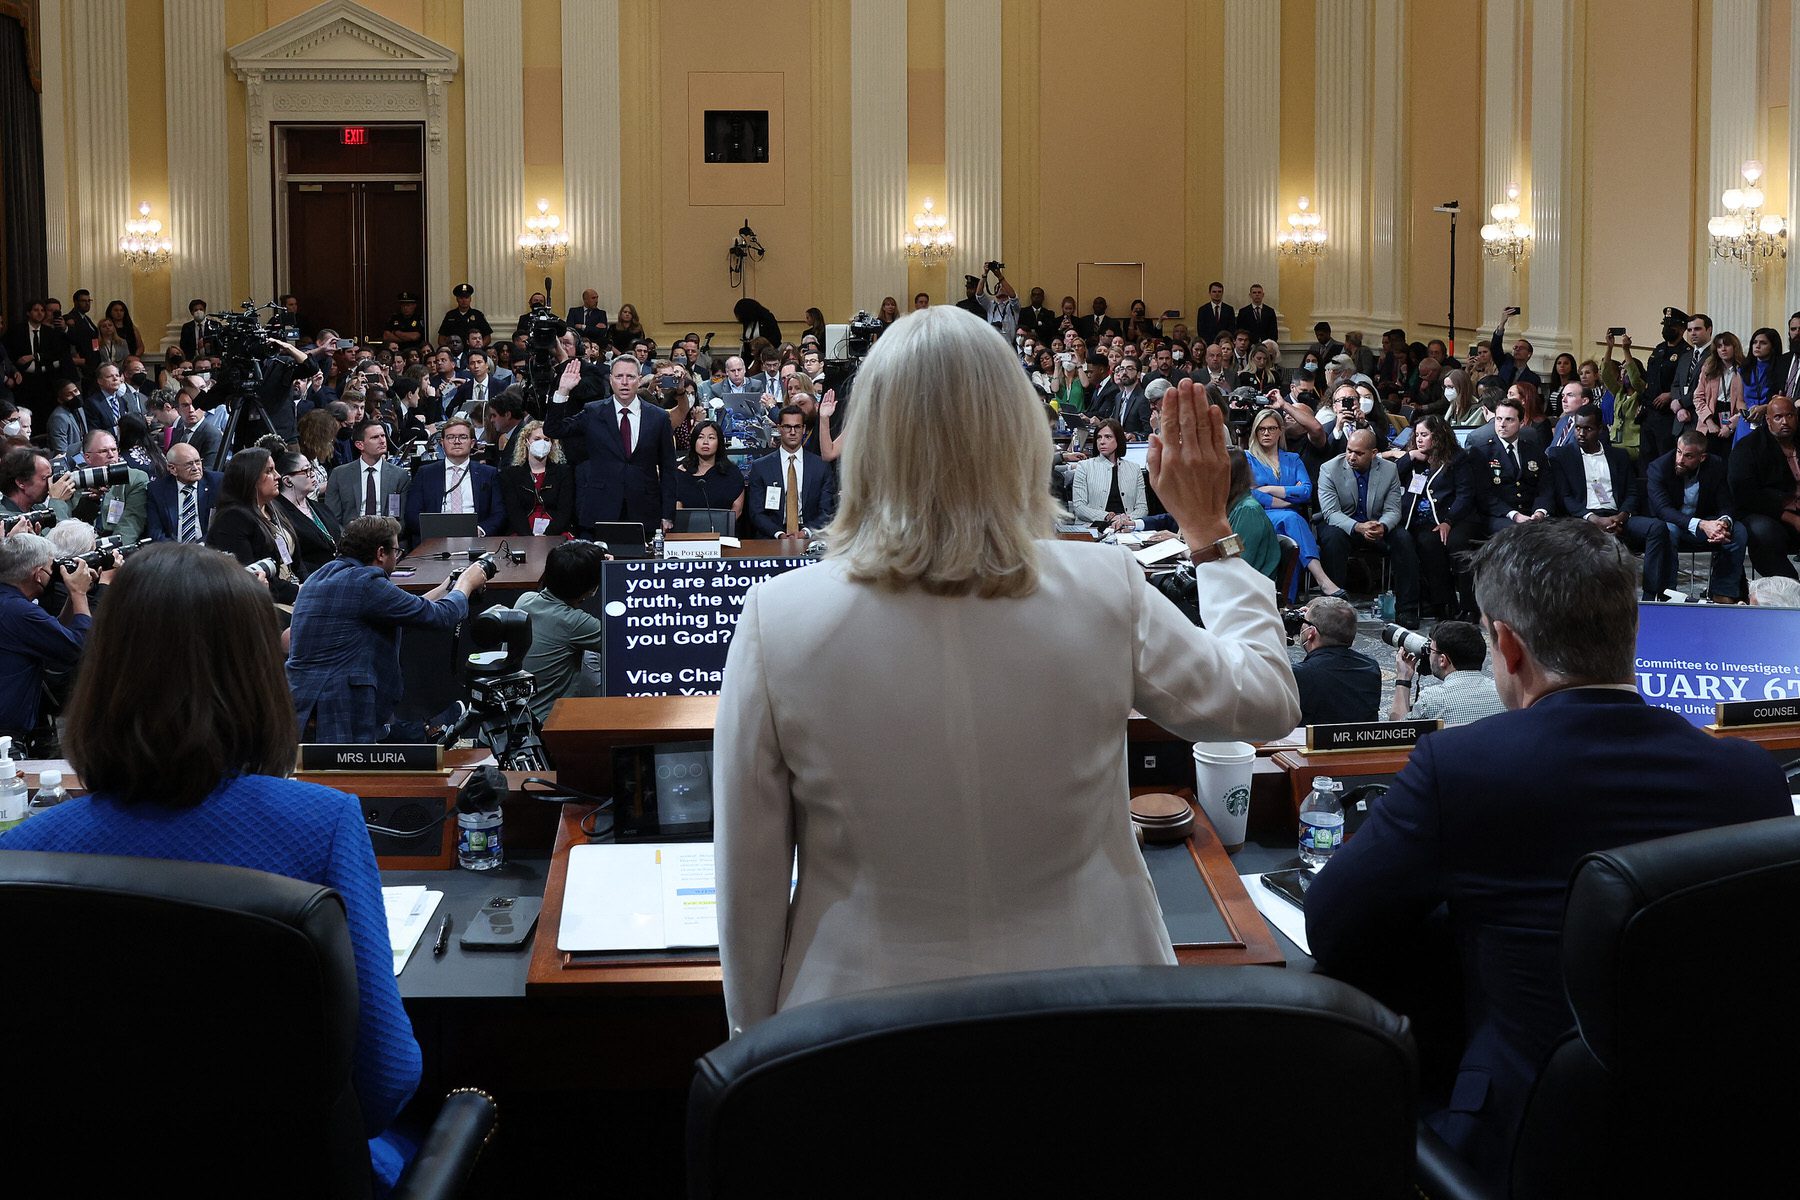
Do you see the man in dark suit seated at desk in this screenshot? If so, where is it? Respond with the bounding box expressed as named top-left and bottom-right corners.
top-left (744, 405), bottom-right (836, 539)
top-left (1290, 595), bottom-right (1380, 724)
top-left (1305, 519), bottom-right (1790, 1188)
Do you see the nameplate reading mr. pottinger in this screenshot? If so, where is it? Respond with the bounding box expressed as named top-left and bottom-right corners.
top-left (299, 744), bottom-right (445, 773)
top-left (1714, 699), bottom-right (1800, 729)
top-left (1304, 720), bottom-right (1442, 753)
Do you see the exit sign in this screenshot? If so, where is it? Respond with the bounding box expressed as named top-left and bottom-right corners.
top-left (341, 126), bottom-right (368, 146)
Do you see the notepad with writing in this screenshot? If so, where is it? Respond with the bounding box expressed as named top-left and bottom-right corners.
top-left (557, 843), bottom-right (720, 952)
top-left (383, 884), bottom-right (444, 975)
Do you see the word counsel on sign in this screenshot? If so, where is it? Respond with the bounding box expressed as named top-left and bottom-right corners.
top-left (1304, 719), bottom-right (1442, 753)
top-left (600, 556), bottom-right (810, 696)
top-left (1713, 698), bottom-right (1800, 729)
top-left (298, 744), bottom-right (444, 772)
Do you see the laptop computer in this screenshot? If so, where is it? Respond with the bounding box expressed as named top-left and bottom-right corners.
top-left (592, 521), bottom-right (653, 559)
top-left (674, 509), bottom-right (737, 537)
top-left (417, 512), bottom-right (481, 540)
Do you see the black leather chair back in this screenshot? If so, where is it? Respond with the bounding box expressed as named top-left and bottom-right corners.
top-left (1511, 815), bottom-right (1800, 1198)
top-left (688, 964), bottom-right (1417, 1198)
top-left (0, 849), bottom-right (372, 1198)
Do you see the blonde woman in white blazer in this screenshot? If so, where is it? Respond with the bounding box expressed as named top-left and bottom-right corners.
top-left (714, 307), bottom-right (1301, 1034)
top-left (1069, 417), bottom-right (1148, 529)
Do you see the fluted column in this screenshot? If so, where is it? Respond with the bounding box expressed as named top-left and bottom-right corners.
top-left (1367, 0), bottom-right (1406, 327)
top-left (1704, 0), bottom-right (1762, 336)
top-left (68, 0), bottom-right (131, 307)
top-left (1313, 0), bottom-right (1367, 329)
top-left (562, 0), bottom-right (622, 311)
top-left (1480, 0), bottom-right (1524, 330)
top-left (945, 0), bottom-right (1002, 286)
top-left (1224, 0), bottom-right (1281, 330)
top-left (463, 0), bottom-right (525, 311)
top-left (164, 0), bottom-right (231, 342)
top-left (1789, 0), bottom-right (1800, 320)
top-left (39, 0), bottom-right (69, 299)
top-left (850, 0), bottom-right (907, 313)
top-left (1523, 0), bottom-right (1582, 363)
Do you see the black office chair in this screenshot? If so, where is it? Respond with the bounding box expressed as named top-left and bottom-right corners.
top-left (688, 964), bottom-right (1420, 1198)
top-left (0, 849), bottom-right (495, 1200)
top-left (1497, 815), bottom-right (1800, 1198)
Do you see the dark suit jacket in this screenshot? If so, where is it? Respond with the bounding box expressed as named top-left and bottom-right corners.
top-left (145, 470), bottom-right (224, 542)
top-left (743, 448), bottom-right (837, 538)
top-left (545, 396), bottom-right (679, 530)
top-left (566, 306), bottom-right (610, 344)
top-left (1194, 302), bottom-right (1236, 343)
top-left (1545, 442), bottom-right (1640, 518)
top-left (83, 387), bottom-right (147, 434)
top-left (1646, 451), bottom-right (1735, 527)
top-left (1465, 427), bottom-right (1548, 522)
top-left (1238, 303), bottom-right (1279, 344)
top-left (179, 317), bottom-right (216, 360)
top-left (1291, 644), bottom-right (1381, 725)
top-left (204, 504), bottom-right (298, 603)
top-left (275, 494), bottom-right (343, 580)
top-left (1724, 426), bottom-right (1795, 518)
top-left (1306, 689), bottom-right (1790, 1178)
top-left (169, 416), bottom-right (223, 465)
top-left (1075, 315), bottom-right (1119, 344)
top-left (499, 460), bottom-right (576, 536)
top-left (403, 458), bottom-right (507, 540)
top-left (4, 323), bottom-right (74, 381)
top-left (1395, 452), bottom-right (1475, 529)
top-left (285, 557), bottom-right (469, 742)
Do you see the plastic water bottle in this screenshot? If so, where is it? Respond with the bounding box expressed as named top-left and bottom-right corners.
top-left (652, 527), bottom-right (666, 558)
top-left (0, 739), bottom-right (28, 834)
top-left (1298, 776), bottom-right (1346, 869)
top-left (27, 769), bottom-right (69, 816)
top-left (457, 804), bottom-right (504, 871)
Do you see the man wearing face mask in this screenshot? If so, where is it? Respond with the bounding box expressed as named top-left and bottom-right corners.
top-left (48, 381), bottom-right (89, 458)
top-left (1468, 394), bottom-right (1548, 533)
top-left (1290, 594), bottom-right (1381, 724)
top-left (1318, 428), bottom-right (1422, 628)
top-left (1327, 381), bottom-right (1393, 452)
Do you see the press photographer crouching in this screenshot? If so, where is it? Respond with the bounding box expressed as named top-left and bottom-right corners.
top-left (0, 531), bottom-right (93, 753)
top-left (510, 540), bottom-right (607, 725)
top-left (286, 515), bottom-right (487, 744)
top-left (1291, 594), bottom-right (1381, 724)
top-left (1385, 619), bottom-right (1505, 724)
top-left (1, 446), bottom-right (76, 527)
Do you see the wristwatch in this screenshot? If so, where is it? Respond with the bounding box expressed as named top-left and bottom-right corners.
top-left (1188, 533), bottom-right (1244, 565)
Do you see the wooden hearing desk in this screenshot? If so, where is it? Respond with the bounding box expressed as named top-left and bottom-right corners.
top-left (398, 535), bottom-right (815, 594)
top-left (530, 695), bottom-right (1284, 996)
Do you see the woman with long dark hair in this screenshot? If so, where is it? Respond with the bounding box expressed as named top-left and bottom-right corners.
top-left (0, 543), bottom-right (424, 1190)
top-left (104, 299), bottom-right (145, 357)
top-left (674, 419), bottom-right (746, 524)
top-left (1225, 447), bottom-right (1279, 581)
top-left (1394, 414), bottom-right (1474, 618)
top-left (608, 302), bottom-right (646, 354)
top-left (1741, 326), bottom-right (1782, 437)
top-left (206, 447), bottom-right (300, 603)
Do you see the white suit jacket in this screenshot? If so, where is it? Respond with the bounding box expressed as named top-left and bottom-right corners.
top-left (1070, 455), bottom-right (1149, 523)
top-left (714, 540), bottom-right (1300, 1032)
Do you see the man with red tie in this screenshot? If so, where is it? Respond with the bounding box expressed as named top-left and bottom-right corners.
top-left (546, 353), bottom-right (678, 536)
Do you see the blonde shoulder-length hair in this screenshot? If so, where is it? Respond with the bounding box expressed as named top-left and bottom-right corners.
top-left (827, 305), bottom-right (1062, 598)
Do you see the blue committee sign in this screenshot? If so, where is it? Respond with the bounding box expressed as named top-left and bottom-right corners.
top-left (599, 557), bottom-right (810, 696)
top-left (1634, 601), bottom-right (1800, 726)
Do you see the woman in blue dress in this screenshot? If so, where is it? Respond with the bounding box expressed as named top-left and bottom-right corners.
top-left (1245, 408), bottom-right (1344, 599)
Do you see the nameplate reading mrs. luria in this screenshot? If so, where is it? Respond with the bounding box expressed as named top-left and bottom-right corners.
top-left (299, 744), bottom-right (445, 773)
top-left (1304, 720), bottom-right (1442, 753)
top-left (1713, 699), bottom-right (1800, 729)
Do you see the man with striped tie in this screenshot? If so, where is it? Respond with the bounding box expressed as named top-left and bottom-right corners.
top-left (146, 443), bottom-right (223, 543)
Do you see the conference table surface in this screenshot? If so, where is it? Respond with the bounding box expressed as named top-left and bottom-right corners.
top-left (397, 535), bottom-right (816, 594)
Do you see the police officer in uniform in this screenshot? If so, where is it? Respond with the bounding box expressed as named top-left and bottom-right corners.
top-left (1640, 306), bottom-right (1689, 471)
top-left (437, 283), bottom-right (493, 348)
top-left (383, 291), bottom-right (426, 349)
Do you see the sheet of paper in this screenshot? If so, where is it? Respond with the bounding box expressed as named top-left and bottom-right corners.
top-left (660, 845), bottom-right (719, 946)
top-left (719, 536), bottom-right (742, 549)
top-left (383, 885), bottom-right (444, 976)
top-left (1240, 873), bottom-right (1312, 957)
top-left (559, 843), bottom-right (723, 951)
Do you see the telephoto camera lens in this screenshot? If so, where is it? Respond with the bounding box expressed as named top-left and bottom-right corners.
top-left (245, 557), bottom-right (279, 579)
top-left (1381, 623), bottom-right (1430, 659)
top-left (70, 464), bottom-right (130, 490)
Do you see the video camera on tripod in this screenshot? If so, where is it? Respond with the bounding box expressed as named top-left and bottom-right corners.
top-left (439, 606), bottom-right (549, 770)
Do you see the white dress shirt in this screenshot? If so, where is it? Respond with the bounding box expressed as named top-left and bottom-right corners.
top-left (1579, 446), bottom-right (1617, 511)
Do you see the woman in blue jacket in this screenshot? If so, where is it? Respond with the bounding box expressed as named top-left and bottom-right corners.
top-left (1245, 408), bottom-right (1343, 599)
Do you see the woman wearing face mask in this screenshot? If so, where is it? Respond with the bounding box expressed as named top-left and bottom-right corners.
top-left (1441, 369), bottom-right (1483, 430)
top-left (273, 448), bottom-right (341, 580)
top-left (501, 420), bottom-right (576, 537)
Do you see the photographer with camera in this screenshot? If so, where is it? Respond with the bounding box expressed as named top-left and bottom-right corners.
top-left (69, 429), bottom-right (148, 545)
top-left (0, 446), bottom-right (75, 529)
top-left (1386, 620), bottom-right (1504, 724)
top-left (0, 530), bottom-right (92, 751)
top-left (1291, 594), bottom-right (1381, 724)
top-left (508, 540), bottom-right (607, 725)
top-left (286, 515), bottom-right (486, 743)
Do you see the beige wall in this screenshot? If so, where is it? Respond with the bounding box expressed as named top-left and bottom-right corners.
top-left (41, 0), bottom-right (1799, 352)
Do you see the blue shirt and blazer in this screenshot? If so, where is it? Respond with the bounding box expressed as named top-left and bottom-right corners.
top-left (545, 396), bottom-right (680, 530)
top-left (1305, 688), bottom-right (1789, 1181)
top-left (1, 774), bottom-right (423, 1189)
top-left (0, 582), bottom-right (89, 735)
top-left (742, 447), bottom-right (837, 538)
top-left (402, 458), bottom-right (506, 541)
top-left (145, 469), bottom-right (225, 542)
top-left (285, 557), bottom-right (470, 743)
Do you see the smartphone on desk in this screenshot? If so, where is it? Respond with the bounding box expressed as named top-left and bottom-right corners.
top-left (1261, 868), bottom-right (1313, 912)
top-left (459, 895), bottom-right (542, 950)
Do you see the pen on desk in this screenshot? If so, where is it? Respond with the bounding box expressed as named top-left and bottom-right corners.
top-left (433, 914), bottom-right (453, 956)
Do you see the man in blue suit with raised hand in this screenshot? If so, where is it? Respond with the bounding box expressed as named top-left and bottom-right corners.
top-left (1305, 518), bottom-right (1789, 1189)
top-left (402, 416), bottom-right (506, 542)
top-left (545, 353), bottom-right (678, 536)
